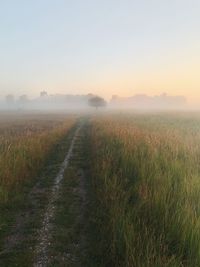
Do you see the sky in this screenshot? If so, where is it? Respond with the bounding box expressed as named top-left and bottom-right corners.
top-left (0, 0), bottom-right (200, 103)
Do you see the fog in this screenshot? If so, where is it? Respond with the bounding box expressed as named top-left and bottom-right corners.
top-left (109, 93), bottom-right (188, 110)
top-left (0, 92), bottom-right (96, 111)
top-left (0, 91), bottom-right (192, 111)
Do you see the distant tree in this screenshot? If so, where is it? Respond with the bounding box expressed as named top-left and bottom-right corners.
top-left (6, 94), bottom-right (15, 105)
top-left (88, 96), bottom-right (107, 109)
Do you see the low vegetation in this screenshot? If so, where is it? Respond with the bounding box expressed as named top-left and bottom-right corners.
top-left (0, 112), bottom-right (79, 266)
top-left (89, 113), bottom-right (200, 267)
top-left (0, 113), bottom-right (77, 204)
top-left (2, 111), bottom-right (200, 266)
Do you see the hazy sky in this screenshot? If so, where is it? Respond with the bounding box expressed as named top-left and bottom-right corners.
top-left (1, 0), bottom-right (200, 103)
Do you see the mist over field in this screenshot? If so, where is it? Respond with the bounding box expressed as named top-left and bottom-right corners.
top-left (0, 91), bottom-right (189, 111)
top-left (1, 0), bottom-right (200, 266)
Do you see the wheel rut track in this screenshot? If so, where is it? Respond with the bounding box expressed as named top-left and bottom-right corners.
top-left (34, 122), bottom-right (84, 267)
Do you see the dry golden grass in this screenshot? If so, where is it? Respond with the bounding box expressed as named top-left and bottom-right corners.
top-left (89, 113), bottom-right (200, 267)
top-left (0, 112), bottom-right (77, 203)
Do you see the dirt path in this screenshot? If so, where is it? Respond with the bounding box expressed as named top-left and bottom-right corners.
top-left (0, 120), bottom-right (93, 267)
top-left (45, 120), bottom-right (91, 266)
top-left (34, 123), bottom-right (83, 267)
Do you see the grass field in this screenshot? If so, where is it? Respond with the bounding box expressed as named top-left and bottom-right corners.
top-left (0, 112), bottom-right (77, 204)
top-left (89, 112), bottom-right (200, 267)
top-left (1, 111), bottom-right (200, 266)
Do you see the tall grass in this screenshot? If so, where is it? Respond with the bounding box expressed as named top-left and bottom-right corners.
top-left (0, 114), bottom-right (77, 203)
top-left (89, 113), bottom-right (200, 267)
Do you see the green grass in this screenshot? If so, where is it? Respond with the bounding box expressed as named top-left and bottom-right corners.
top-left (0, 113), bottom-right (78, 266)
top-left (2, 112), bottom-right (200, 266)
top-left (88, 113), bottom-right (200, 267)
top-left (0, 114), bottom-right (77, 204)
top-left (49, 167), bottom-right (84, 267)
top-left (49, 118), bottom-right (97, 267)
